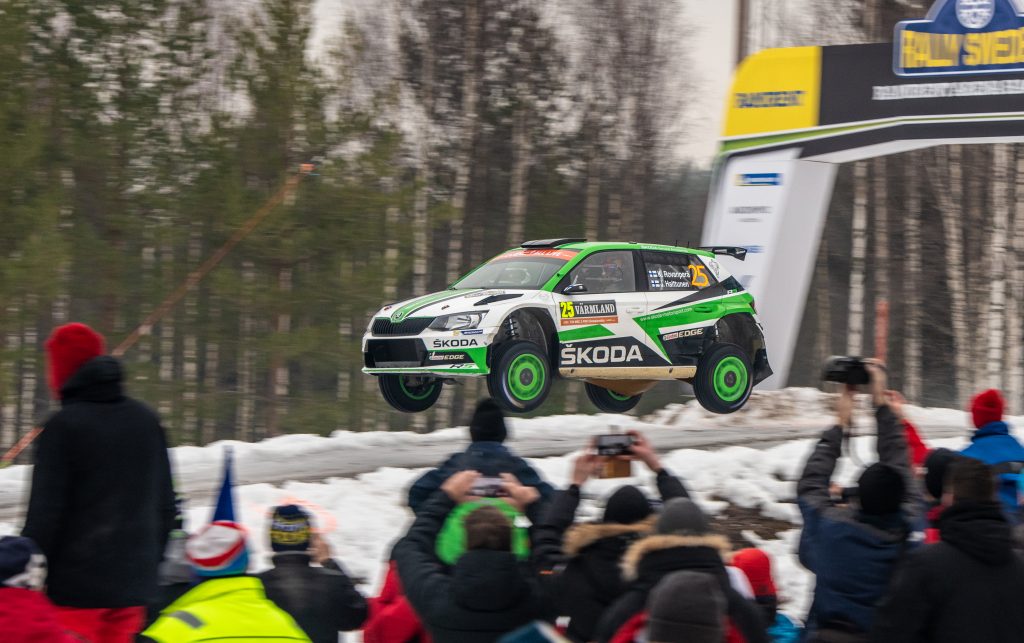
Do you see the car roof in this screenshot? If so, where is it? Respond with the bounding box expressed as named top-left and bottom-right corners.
top-left (554, 241), bottom-right (714, 258)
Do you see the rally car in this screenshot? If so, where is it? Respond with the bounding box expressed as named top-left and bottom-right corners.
top-left (362, 239), bottom-right (772, 414)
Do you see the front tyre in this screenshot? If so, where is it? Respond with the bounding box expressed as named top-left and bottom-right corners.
top-left (585, 383), bottom-right (642, 413)
top-left (487, 341), bottom-right (552, 413)
top-left (379, 374), bottom-right (442, 413)
top-left (693, 343), bottom-right (752, 414)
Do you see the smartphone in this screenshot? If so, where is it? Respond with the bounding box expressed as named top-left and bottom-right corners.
top-left (595, 434), bottom-right (635, 457)
top-left (470, 476), bottom-right (508, 498)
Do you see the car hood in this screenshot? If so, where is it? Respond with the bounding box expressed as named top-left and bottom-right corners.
top-left (377, 289), bottom-right (536, 323)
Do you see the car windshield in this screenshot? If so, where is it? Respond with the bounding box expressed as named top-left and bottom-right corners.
top-left (454, 249), bottom-right (578, 290)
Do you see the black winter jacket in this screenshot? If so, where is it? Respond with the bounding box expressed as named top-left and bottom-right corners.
top-left (259, 552), bottom-right (368, 643)
top-left (870, 501), bottom-right (1024, 643)
top-left (22, 356), bottom-right (176, 608)
top-left (532, 469), bottom-right (689, 642)
top-left (592, 532), bottom-right (768, 643)
top-left (394, 493), bottom-right (552, 643)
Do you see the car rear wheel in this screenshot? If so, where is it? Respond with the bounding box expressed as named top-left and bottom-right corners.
top-left (379, 374), bottom-right (442, 413)
top-left (585, 383), bottom-right (642, 413)
top-left (693, 343), bottom-right (752, 414)
top-left (487, 341), bottom-right (551, 413)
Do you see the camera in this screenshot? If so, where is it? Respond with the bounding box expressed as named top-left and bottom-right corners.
top-left (596, 434), bottom-right (635, 457)
top-left (470, 476), bottom-right (508, 498)
top-left (823, 356), bottom-right (870, 386)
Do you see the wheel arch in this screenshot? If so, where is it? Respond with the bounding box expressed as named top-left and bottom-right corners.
top-left (490, 306), bottom-right (560, 371)
top-left (714, 313), bottom-right (764, 360)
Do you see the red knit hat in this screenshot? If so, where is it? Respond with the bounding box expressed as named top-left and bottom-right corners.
top-left (44, 323), bottom-right (106, 399)
top-left (971, 389), bottom-right (1005, 429)
top-left (731, 548), bottom-right (777, 598)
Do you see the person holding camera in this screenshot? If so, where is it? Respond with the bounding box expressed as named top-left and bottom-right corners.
top-left (797, 362), bottom-right (921, 642)
top-left (394, 470), bottom-right (553, 642)
top-left (531, 431), bottom-right (690, 643)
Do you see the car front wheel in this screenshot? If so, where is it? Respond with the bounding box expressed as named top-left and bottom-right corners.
top-left (379, 374), bottom-right (442, 413)
top-left (487, 341), bottom-right (552, 413)
top-left (585, 383), bottom-right (642, 413)
top-left (693, 343), bottom-right (753, 414)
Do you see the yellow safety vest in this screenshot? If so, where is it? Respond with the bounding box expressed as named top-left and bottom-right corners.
top-left (142, 576), bottom-right (311, 642)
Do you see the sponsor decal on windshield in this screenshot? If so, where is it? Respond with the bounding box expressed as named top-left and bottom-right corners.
top-left (496, 248), bottom-right (578, 262)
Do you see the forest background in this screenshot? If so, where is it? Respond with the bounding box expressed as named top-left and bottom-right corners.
top-left (0, 0), bottom-right (1017, 449)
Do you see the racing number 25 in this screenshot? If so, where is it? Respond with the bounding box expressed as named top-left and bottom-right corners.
top-left (559, 301), bottom-right (575, 319)
top-left (689, 264), bottom-right (710, 288)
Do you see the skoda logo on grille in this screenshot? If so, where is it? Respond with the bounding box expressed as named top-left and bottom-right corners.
top-left (391, 311), bottom-right (406, 322)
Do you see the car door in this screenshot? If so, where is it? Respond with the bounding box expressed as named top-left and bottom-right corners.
top-left (639, 250), bottom-right (721, 365)
top-left (553, 250), bottom-right (650, 370)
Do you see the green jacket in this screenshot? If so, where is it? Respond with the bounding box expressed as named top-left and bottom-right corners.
top-left (141, 576), bottom-right (311, 642)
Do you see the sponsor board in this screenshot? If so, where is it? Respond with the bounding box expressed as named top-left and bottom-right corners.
top-left (895, 0), bottom-right (1024, 76)
top-left (559, 300), bottom-right (619, 326)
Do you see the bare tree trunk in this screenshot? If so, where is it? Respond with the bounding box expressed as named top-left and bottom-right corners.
top-left (584, 153), bottom-right (602, 241)
top-left (139, 245), bottom-right (156, 366)
top-left (19, 296), bottom-right (37, 443)
top-left (506, 107), bottom-right (531, 246)
top-left (266, 266), bottom-right (292, 437)
top-left (337, 260), bottom-right (353, 427)
top-left (412, 30), bottom-right (435, 296)
top-left (1009, 147), bottom-right (1024, 412)
top-left (873, 158), bottom-right (889, 308)
top-left (201, 298), bottom-right (220, 445)
top-left (182, 226), bottom-right (201, 444)
top-left (987, 144), bottom-right (1011, 389)
top-left (847, 161), bottom-right (868, 356)
top-left (2, 302), bottom-right (21, 449)
top-left (158, 241), bottom-right (176, 439)
top-left (237, 261), bottom-right (256, 441)
top-left (607, 182), bottom-right (623, 240)
top-left (929, 146), bottom-right (970, 405)
top-left (903, 162), bottom-right (922, 403)
top-left (444, 0), bottom-right (480, 286)
top-left (816, 237), bottom-right (832, 366)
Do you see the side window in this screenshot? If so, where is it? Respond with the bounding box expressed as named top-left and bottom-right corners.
top-left (564, 251), bottom-right (637, 294)
top-left (643, 251), bottom-right (718, 291)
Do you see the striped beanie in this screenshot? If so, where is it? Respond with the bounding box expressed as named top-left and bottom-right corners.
top-left (269, 505), bottom-right (312, 553)
top-left (187, 521), bottom-right (249, 578)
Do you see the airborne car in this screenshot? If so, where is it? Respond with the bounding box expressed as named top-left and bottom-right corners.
top-left (362, 239), bottom-right (772, 414)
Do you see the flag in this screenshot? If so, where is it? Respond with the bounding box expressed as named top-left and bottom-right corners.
top-left (211, 447), bottom-right (236, 523)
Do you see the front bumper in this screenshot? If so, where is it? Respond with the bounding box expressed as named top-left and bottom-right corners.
top-left (362, 330), bottom-right (494, 376)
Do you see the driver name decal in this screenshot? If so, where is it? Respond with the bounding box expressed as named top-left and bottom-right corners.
top-left (559, 300), bottom-right (619, 326)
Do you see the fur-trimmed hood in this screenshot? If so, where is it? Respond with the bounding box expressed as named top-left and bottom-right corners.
top-left (621, 533), bottom-right (732, 581)
top-left (563, 516), bottom-right (656, 557)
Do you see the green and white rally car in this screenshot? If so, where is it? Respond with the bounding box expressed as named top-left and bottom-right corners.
top-left (362, 239), bottom-right (772, 414)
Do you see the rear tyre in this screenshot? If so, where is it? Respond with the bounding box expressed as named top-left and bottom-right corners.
top-left (379, 374), bottom-right (442, 413)
top-left (693, 343), bottom-right (752, 414)
top-left (585, 383), bottom-right (642, 413)
top-left (487, 341), bottom-right (551, 413)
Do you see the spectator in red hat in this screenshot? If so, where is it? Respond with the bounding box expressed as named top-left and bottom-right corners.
top-left (959, 388), bottom-right (1024, 518)
top-left (731, 549), bottom-right (801, 643)
top-left (21, 322), bottom-right (176, 643)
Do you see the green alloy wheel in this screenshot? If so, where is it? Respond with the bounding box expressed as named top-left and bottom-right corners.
top-left (585, 382), bottom-right (642, 413)
top-left (693, 343), bottom-right (752, 414)
top-left (488, 341), bottom-right (552, 413)
top-left (379, 374), bottom-right (443, 413)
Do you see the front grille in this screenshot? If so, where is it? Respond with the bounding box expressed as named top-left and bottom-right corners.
top-left (365, 339), bottom-right (424, 368)
top-left (372, 317), bottom-right (434, 336)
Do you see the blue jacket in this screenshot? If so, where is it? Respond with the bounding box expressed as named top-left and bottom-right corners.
top-left (797, 406), bottom-right (921, 636)
top-left (768, 613), bottom-right (801, 643)
top-left (407, 442), bottom-right (554, 520)
top-left (960, 421), bottom-right (1024, 516)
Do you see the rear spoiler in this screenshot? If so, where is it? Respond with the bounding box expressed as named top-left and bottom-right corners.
top-left (699, 246), bottom-right (748, 261)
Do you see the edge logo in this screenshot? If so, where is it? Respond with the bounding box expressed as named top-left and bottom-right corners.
top-left (662, 328), bottom-right (706, 342)
top-left (560, 344), bottom-right (643, 365)
top-left (430, 339), bottom-right (479, 348)
top-left (735, 173), bottom-right (782, 187)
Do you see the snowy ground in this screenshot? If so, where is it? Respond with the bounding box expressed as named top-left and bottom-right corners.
top-left (0, 387), bottom-right (1007, 624)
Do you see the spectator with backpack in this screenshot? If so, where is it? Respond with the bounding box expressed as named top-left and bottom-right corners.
top-left (959, 388), bottom-right (1024, 520)
top-left (797, 362), bottom-right (921, 642)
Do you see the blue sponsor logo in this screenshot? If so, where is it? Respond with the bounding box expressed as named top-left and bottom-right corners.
top-left (735, 91), bottom-right (805, 108)
top-left (460, 329), bottom-right (484, 335)
top-left (736, 173), bottom-right (782, 187)
top-left (896, 0), bottom-right (1024, 76)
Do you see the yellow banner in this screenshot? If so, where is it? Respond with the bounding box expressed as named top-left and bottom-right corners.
top-left (723, 46), bottom-right (822, 138)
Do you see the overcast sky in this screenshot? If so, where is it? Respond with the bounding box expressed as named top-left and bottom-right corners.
top-left (679, 1), bottom-right (738, 164)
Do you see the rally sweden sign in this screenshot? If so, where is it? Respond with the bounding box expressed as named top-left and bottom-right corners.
top-left (895, 0), bottom-right (1024, 76)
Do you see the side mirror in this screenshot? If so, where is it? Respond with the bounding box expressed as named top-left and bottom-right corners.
top-left (562, 283), bottom-right (587, 295)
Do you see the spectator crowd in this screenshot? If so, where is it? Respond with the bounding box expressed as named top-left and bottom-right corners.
top-left (6, 323), bottom-right (1024, 642)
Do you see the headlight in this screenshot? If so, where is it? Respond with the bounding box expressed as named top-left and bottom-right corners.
top-left (430, 311), bottom-right (487, 331)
